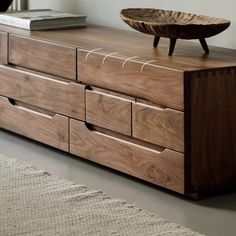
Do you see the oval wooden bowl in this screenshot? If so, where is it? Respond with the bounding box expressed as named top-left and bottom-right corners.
top-left (120, 8), bottom-right (231, 55)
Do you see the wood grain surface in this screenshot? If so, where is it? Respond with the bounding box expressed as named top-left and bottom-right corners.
top-left (86, 89), bottom-right (132, 136)
top-left (133, 102), bottom-right (184, 152)
top-left (0, 65), bottom-right (85, 120)
top-left (9, 34), bottom-right (77, 80)
top-left (0, 24), bottom-right (235, 71)
top-left (91, 125), bottom-right (165, 153)
top-left (70, 119), bottom-right (185, 193)
top-left (190, 68), bottom-right (236, 193)
top-left (0, 96), bottom-right (69, 151)
top-left (0, 31), bottom-right (8, 65)
top-left (0, 24), bottom-right (236, 196)
top-left (79, 50), bottom-right (184, 111)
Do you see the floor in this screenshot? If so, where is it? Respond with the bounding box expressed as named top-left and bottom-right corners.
top-left (0, 129), bottom-right (236, 236)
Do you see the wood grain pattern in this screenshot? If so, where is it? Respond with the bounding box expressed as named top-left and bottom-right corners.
top-left (70, 119), bottom-right (185, 193)
top-left (90, 86), bottom-right (135, 101)
top-left (0, 65), bottom-right (85, 120)
top-left (133, 102), bottom-right (184, 153)
top-left (120, 8), bottom-right (230, 39)
top-left (190, 68), bottom-right (236, 193)
top-left (91, 125), bottom-right (165, 153)
top-left (0, 31), bottom-right (8, 65)
top-left (86, 89), bottom-right (132, 136)
top-left (9, 34), bottom-right (77, 80)
top-left (79, 49), bottom-right (184, 111)
top-left (0, 96), bottom-right (69, 151)
top-left (1, 24), bottom-right (236, 196)
top-left (0, 24), bottom-right (235, 71)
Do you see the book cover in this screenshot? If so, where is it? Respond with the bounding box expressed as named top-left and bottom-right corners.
top-left (0, 9), bottom-right (87, 30)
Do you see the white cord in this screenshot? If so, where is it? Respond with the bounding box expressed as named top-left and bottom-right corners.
top-left (122, 56), bottom-right (139, 68)
top-left (102, 52), bottom-right (119, 64)
top-left (140, 60), bottom-right (157, 72)
top-left (85, 48), bottom-right (103, 61)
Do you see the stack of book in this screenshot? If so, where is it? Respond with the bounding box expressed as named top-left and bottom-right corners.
top-left (0, 9), bottom-right (87, 30)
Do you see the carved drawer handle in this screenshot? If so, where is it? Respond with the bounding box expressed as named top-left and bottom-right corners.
top-left (2, 65), bottom-right (77, 86)
top-left (7, 98), bottom-right (57, 118)
top-left (135, 101), bottom-right (167, 111)
top-left (84, 122), bottom-right (166, 154)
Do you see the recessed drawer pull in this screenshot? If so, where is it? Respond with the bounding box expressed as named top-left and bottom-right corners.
top-left (84, 122), bottom-right (166, 154)
top-left (7, 98), bottom-right (56, 119)
top-left (134, 101), bottom-right (167, 111)
top-left (0, 96), bottom-right (69, 151)
top-left (12, 66), bottom-right (74, 85)
top-left (8, 98), bottom-right (16, 106)
top-left (7, 64), bottom-right (78, 86)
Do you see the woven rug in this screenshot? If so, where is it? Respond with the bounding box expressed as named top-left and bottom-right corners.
top-left (0, 155), bottom-right (204, 236)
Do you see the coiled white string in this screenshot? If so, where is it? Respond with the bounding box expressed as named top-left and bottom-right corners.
top-left (140, 60), bottom-right (157, 72)
top-left (102, 52), bottom-right (119, 64)
top-left (85, 48), bottom-right (103, 61)
top-left (122, 56), bottom-right (139, 68)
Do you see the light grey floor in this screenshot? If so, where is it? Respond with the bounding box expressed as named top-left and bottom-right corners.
top-left (0, 129), bottom-right (236, 236)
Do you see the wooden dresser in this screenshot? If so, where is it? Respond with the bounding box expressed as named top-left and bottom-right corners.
top-left (0, 24), bottom-right (236, 198)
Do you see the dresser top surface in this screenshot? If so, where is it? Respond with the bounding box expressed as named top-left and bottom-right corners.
top-left (1, 24), bottom-right (236, 72)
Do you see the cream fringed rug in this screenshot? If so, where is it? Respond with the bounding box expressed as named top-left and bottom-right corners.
top-left (0, 155), bottom-right (204, 236)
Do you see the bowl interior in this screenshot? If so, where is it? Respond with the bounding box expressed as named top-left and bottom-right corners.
top-left (121, 9), bottom-right (229, 25)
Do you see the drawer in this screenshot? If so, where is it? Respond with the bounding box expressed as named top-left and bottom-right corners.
top-left (133, 102), bottom-right (184, 152)
top-left (0, 31), bottom-right (8, 65)
top-left (70, 119), bottom-right (184, 193)
top-left (78, 49), bottom-right (184, 111)
top-left (86, 89), bottom-right (132, 135)
top-left (9, 34), bottom-right (76, 80)
top-left (0, 96), bottom-right (69, 151)
top-left (0, 65), bottom-right (85, 120)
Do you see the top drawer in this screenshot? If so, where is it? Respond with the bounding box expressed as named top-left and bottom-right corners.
top-left (9, 34), bottom-right (77, 80)
top-left (78, 49), bottom-right (184, 111)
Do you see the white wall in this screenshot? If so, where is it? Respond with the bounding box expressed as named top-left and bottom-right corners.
top-left (29, 0), bottom-right (236, 49)
top-left (29, 0), bottom-right (78, 13)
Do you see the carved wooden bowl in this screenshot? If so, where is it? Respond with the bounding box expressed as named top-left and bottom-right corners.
top-left (120, 8), bottom-right (231, 55)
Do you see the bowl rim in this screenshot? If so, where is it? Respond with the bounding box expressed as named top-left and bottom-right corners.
top-left (120, 8), bottom-right (231, 27)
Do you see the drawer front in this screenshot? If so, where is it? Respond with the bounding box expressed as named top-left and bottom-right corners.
top-left (9, 34), bottom-right (76, 80)
top-left (86, 89), bottom-right (132, 135)
top-left (78, 49), bottom-right (184, 111)
top-left (70, 119), bottom-right (185, 193)
top-left (0, 96), bottom-right (69, 151)
top-left (133, 102), bottom-right (184, 152)
top-left (0, 65), bottom-right (85, 120)
top-left (0, 31), bottom-right (8, 65)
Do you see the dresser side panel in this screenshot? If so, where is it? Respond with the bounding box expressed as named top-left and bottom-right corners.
top-left (190, 68), bottom-right (236, 192)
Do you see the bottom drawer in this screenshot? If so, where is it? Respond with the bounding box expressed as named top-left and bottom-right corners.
top-left (70, 119), bottom-right (185, 193)
top-left (0, 96), bottom-right (69, 151)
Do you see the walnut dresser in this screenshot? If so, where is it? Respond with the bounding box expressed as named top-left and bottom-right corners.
top-left (0, 24), bottom-right (236, 198)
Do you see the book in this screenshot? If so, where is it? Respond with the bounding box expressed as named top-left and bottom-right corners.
top-left (0, 9), bottom-right (87, 30)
